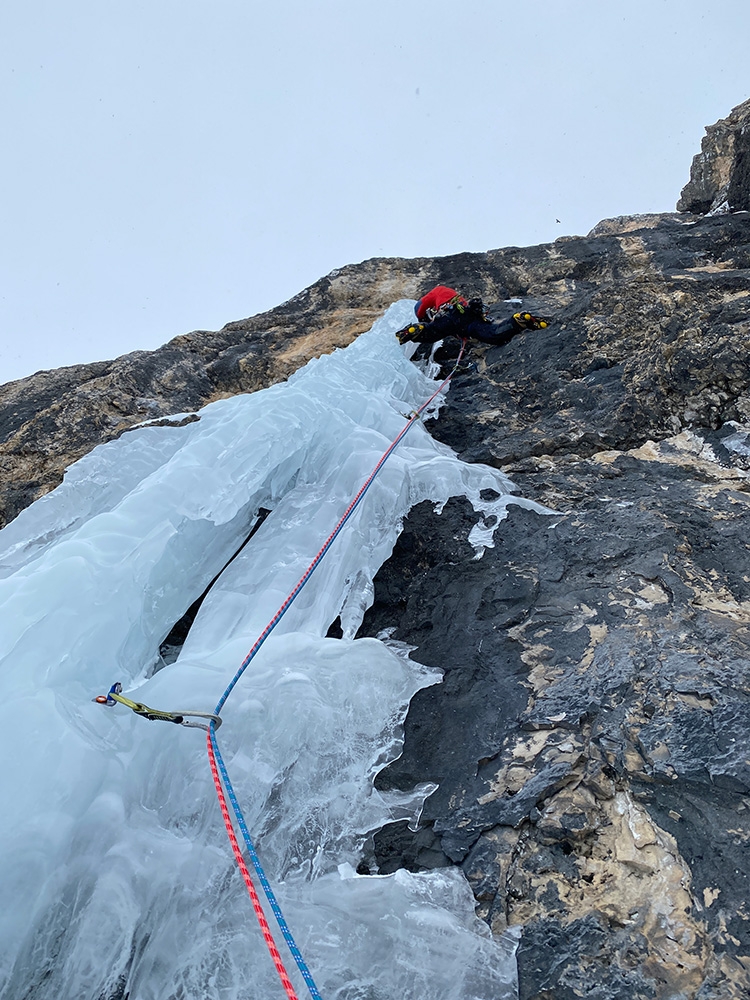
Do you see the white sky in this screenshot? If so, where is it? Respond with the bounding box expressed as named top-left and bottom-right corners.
top-left (2, 0), bottom-right (749, 383)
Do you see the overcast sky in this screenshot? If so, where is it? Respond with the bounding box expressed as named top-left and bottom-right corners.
top-left (2, 0), bottom-right (748, 384)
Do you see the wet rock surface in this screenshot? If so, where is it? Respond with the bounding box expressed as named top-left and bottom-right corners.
top-left (359, 433), bottom-right (750, 997)
top-left (3, 103), bottom-right (750, 997)
top-left (355, 210), bottom-right (750, 995)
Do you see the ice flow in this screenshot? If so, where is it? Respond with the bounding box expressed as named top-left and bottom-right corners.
top-left (0, 302), bottom-right (534, 999)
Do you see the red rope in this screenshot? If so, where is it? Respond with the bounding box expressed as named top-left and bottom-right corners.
top-left (207, 732), bottom-right (301, 1000)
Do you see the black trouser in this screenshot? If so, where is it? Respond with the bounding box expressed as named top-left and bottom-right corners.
top-left (466, 316), bottom-right (518, 345)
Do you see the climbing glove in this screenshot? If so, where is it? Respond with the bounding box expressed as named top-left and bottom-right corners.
top-left (396, 323), bottom-right (425, 344)
top-left (512, 312), bottom-right (551, 331)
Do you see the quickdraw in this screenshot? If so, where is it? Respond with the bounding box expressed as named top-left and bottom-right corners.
top-left (94, 682), bottom-right (222, 731)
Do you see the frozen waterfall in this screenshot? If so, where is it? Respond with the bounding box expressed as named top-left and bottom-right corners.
top-left (0, 302), bottom-right (535, 999)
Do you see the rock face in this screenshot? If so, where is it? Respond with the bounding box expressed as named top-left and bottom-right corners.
top-left (3, 105), bottom-right (750, 999)
top-left (678, 97), bottom-right (750, 215)
top-left (353, 204), bottom-right (750, 998)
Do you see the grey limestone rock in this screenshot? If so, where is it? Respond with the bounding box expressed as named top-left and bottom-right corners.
top-left (678, 97), bottom-right (750, 215)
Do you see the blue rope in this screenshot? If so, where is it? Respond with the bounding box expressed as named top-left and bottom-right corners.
top-left (210, 352), bottom-right (463, 1000)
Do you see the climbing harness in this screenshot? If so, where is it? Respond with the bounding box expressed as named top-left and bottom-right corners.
top-left (93, 340), bottom-right (467, 1000)
top-left (428, 294), bottom-right (466, 321)
top-left (94, 682), bottom-right (222, 731)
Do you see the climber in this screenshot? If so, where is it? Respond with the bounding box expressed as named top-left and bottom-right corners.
top-left (395, 284), bottom-right (551, 351)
